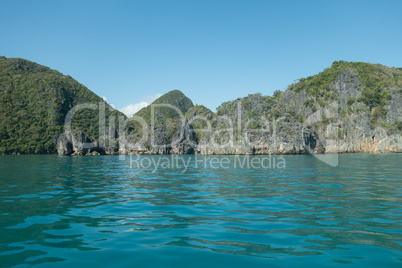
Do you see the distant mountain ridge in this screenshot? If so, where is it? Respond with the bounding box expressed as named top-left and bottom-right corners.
top-left (0, 56), bottom-right (401, 155)
top-left (121, 61), bottom-right (402, 155)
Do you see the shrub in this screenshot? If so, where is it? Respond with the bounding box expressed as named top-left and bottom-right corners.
top-left (269, 108), bottom-right (282, 119)
top-left (273, 90), bottom-right (282, 98)
top-left (347, 97), bottom-right (356, 106)
top-left (361, 87), bottom-right (391, 108)
top-left (370, 106), bottom-right (387, 128)
top-left (397, 121), bottom-right (402, 131)
top-left (248, 110), bottom-right (258, 118)
top-left (337, 127), bottom-right (342, 139)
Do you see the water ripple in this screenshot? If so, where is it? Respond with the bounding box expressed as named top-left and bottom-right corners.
top-left (0, 154), bottom-right (401, 267)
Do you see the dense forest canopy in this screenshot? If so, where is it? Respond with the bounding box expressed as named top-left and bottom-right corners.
top-left (0, 56), bottom-right (125, 154)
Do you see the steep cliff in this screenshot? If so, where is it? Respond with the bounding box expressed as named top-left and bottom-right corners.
top-left (2, 57), bottom-right (401, 156)
top-left (124, 61), bottom-right (401, 155)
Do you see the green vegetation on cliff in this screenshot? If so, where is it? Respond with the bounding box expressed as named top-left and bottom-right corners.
top-left (286, 61), bottom-right (401, 128)
top-left (0, 56), bottom-right (125, 154)
top-left (1, 57), bottom-right (401, 155)
top-left (123, 90), bottom-right (194, 145)
top-left (216, 93), bottom-right (276, 116)
top-left (135, 90), bottom-right (194, 124)
top-left (288, 61), bottom-right (401, 103)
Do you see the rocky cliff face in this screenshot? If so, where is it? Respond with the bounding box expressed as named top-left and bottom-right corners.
top-left (2, 57), bottom-right (399, 156)
top-left (300, 67), bottom-right (401, 153)
top-left (57, 129), bottom-right (120, 156)
top-left (116, 61), bottom-right (401, 156)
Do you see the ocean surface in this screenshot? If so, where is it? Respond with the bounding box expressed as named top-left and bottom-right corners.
top-left (0, 154), bottom-right (401, 267)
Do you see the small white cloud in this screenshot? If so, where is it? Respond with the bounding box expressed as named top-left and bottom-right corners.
top-left (119, 93), bottom-right (162, 117)
top-left (102, 96), bottom-right (107, 102)
top-left (120, 102), bottom-right (149, 117)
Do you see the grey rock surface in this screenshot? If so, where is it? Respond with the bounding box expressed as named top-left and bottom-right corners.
top-left (58, 64), bottom-right (402, 156)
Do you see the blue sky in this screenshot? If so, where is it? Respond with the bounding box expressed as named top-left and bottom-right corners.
top-left (1, 0), bottom-right (402, 115)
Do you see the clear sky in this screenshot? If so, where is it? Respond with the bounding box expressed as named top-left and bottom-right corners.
top-left (1, 0), bottom-right (402, 115)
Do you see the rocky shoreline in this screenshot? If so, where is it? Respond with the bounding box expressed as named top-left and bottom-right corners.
top-left (2, 59), bottom-right (401, 156)
top-left (56, 65), bottom-right (402, 156)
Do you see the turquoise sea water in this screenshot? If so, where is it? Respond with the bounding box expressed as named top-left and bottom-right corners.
top-left (0, 154), bottom-right (401, 267)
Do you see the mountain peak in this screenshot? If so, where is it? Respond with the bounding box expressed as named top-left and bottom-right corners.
top-left (152, 90), bottom-right (192, 106)
top-left (135, 89), bottom-right (194, 122)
